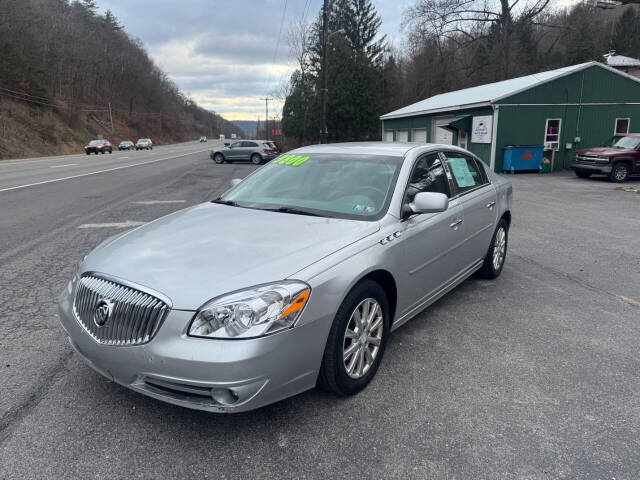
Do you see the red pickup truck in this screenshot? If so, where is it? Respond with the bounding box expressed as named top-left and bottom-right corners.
top-left (572, 134), bottom-right (640, 182)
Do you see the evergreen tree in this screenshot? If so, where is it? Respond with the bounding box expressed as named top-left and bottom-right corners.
top-left (612, 8), bottom-right (640, 57)
top-left (282, 0), bottom-right (386, 143)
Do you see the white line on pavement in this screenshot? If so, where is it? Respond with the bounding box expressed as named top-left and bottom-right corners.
top-left (50, 163), bottom-right (79, 168)
top-left (132, 200), bottom-right (187, 205)
top-left (78, 221), bottom-right (146, 229)
top-left (0, 148), bottom-right (210, 193)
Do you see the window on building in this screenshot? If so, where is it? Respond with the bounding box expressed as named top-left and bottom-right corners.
top-left (615, 118), bottom-right (630, 135)
top-left (544, 119), bottom-right (561, 149)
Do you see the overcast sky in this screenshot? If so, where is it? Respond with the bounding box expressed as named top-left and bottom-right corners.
top-left (98, 0), bottom-right (579, 121)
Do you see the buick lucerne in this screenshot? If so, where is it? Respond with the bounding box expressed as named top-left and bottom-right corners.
top-left (58, 142), bottom-right (512, 413)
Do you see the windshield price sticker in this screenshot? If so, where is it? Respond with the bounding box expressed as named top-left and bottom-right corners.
top-left (273, 154), bottom-right (310, 166)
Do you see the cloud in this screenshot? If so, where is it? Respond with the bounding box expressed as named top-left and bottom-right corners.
top-left (98, 0), bottom-right (402, 119)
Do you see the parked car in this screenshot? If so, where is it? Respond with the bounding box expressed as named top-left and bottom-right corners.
top-left (84, 139), bottom-right (112, 155)
top-left (210, 139), bottom-right (278, 165)
top-left (58, 142), bottom-right (512, 413)
top-left (199, 136), bottom-right (207, 143)
top-left (118, 140), bottom-right (135, 151)
top-left (572, 134), bottom-right (640, 182)
top-left (136, 138), bottom-right (153, 150)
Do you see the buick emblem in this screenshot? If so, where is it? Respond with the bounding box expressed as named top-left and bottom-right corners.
top-left (94, 299), bottom-right (113, 327)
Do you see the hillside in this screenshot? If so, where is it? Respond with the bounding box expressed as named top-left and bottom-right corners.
top-left (232, 121), bottom-right (258, 137)
top-left (0, 0), bottom-right (243, 159)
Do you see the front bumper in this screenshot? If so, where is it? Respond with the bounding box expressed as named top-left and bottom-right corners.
top-left (570, 161), bottom-right (612, 173)
top-left (58, 281), bottom-right (326, 413)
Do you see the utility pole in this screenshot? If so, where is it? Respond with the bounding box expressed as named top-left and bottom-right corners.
top-left (108, 102), bottom-right (114, 134)
top-left (320, 0), bottom-right (329, 144)
top-left (261, 97), bottom-right (273, 140)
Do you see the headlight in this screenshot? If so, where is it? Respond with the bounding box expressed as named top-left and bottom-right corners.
top-left (188, 281), bottom-right (311, 339)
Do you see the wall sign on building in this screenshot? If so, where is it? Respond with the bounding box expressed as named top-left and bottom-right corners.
top-left (471, 115), bottom-right (493, 143)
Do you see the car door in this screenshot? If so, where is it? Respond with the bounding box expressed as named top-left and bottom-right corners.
top-left (227, 141), bottom-right (243, 160)
top-left (243, 141), bottom-right (258, 160)
top-left (442, 152), bottom-right (497, 269)
top-left (396, 152), bottom-right (469, 315)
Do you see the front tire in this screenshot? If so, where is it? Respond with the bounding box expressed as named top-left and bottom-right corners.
top-left (610, 162), bottom-right (629, 183)
top-left (213, 153), bottom-right (225, 164)
top-left (318, 280), bottom-right (390, 396)
top-left (251, 153), bottom-right (262, 165)
top-left (477, 218), bottom-right (509, 279)
top-left (575, 169), bottom-right (591, 179)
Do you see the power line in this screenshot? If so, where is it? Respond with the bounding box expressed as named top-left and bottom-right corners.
top-left (272, 0), bottom-right (289, 66)
top-left (301, 0), bottom-right (312, 23)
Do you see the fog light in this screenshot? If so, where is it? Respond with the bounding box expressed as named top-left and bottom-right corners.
top-left (211, 388), bottom-right (239, 405)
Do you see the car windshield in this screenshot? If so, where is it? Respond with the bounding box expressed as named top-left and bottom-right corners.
top-left (613, 136), bottom-right (640, 149)
top-left (89, 140), bottom-right (102, 145)
top-left (220, 153), bottom-right (403, 220)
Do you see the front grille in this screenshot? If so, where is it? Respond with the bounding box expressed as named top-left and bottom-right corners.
top-left (575, 156), bottom-right (604, 165)
top-left (73, 274), bottom-right (169, 346)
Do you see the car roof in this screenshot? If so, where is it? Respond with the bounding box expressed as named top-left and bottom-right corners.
top-left (290, 141), bottom-right (470, 158)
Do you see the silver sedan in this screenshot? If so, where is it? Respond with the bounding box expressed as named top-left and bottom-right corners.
top-left (58, 142), bottom-right (512, 413)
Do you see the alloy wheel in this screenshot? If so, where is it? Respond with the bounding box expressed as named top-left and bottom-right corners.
top-left (342, 298), bottom-right (384, 379)
top-left (614, 165), bottom-right (628, 181)
top-left (492, 226), bottom-right (506, 270)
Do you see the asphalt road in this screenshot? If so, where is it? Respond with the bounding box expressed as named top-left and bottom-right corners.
top-left (1, 148), bottom-right (639, 479)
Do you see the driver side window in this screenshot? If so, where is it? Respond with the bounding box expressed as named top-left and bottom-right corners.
top-left (406, 153), bottom-right (450, 203)
top-left (230, 142), bottom-right (241, 148)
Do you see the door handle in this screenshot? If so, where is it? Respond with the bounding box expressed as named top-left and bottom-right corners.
top-left (486, 201), bottom-right (496, 209)
top-left (450, 218), bottom-right (463, 229)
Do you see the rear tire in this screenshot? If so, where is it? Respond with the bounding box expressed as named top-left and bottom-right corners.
top-left (610, 162), bottom-right (629, 183)
top-left (477, 218), bottom-right (509, 279)
top-left (251, 153), bottom-right (262, 165)
top-left (575, 169), bottom-right (591, 178)
top-left (318, 280), bottom-right (390, 396)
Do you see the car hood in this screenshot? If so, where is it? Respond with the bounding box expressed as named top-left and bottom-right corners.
top-left (576, 147), bottom-right (634, 156)
top-left (82, 203), bottom-right (380, 309)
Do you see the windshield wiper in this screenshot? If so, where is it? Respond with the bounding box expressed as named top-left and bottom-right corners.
top-left (211, 198), bottom-right (237, 207)
top-left (261, 206), bottom-right (323, 217)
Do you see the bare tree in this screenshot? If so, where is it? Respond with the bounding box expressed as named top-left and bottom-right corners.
top-left (404, 0), bottom-right (552, 76)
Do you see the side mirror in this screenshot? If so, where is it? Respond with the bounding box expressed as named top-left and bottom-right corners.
top-left (410, 192), bottom-right (449, 214)
top-left (230, 178), bottom-right (242, 187)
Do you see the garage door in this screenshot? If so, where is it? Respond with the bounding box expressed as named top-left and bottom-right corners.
top-left (411, 128), bottom-right (427, 143)
top-left (433, 118), bottom-right (454, 145)
top-left (397, 130), bottom-right (408, 142)
top-left (384, 130), bottom-right (394, 142)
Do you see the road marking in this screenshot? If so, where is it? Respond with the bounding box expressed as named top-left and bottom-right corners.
top-left (50, 163), bottom-right (78, 168)
top-left (132, 200), bottom-right (187, 205)
top-left (0, 148), bottom-right (210, 193)
top-left (78, 221), bottom-right (145, 229)
top-left (121, 156), bottom-right (129, 159)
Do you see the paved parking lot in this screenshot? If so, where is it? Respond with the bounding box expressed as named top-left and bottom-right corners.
top-left (1, 152), bottom-right (639, 479)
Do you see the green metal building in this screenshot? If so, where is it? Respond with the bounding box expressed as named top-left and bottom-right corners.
top-left (380, 62), bottom-right (640, 172)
